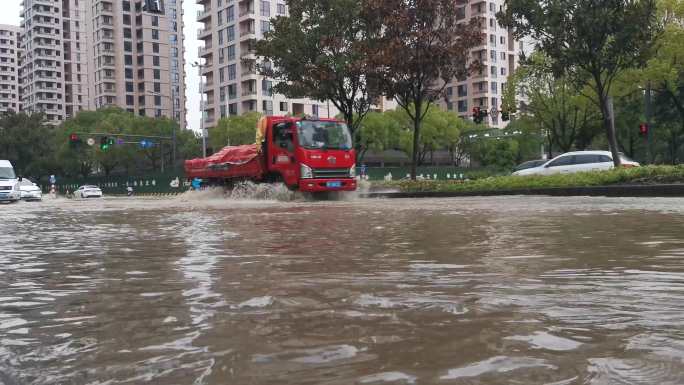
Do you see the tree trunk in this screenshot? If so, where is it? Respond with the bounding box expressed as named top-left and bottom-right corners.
top-left (411, 115), bottom-right (420, 180)
top-left (600, 95), bottom-right (622, 167)
top-left (408, 99), bottom-right (423, 179)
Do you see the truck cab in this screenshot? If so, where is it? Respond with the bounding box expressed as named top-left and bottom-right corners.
top-left (264, 116), bottom-right (357, 192)
top-left (0, 160), bottom-right (22, 203)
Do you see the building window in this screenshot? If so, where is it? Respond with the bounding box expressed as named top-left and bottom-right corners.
top-left (154, 69), bottom-right (160, 79)
top-left (457, 85), bottom-right (467, 97)
top-left (277, 3), bottom-right (287, 15)
top-left (312, 104), bottom-right (319, 116)
top-left (228, 64), bottom-right (236, 80)
top-left (261, 21), bottom-right (271, 34)
top-left (154, 82), bottom-right (161, 93)
top-left (126, 95), bottom-right (134, 105)
top-left (155, 95), bottom-right (162, 106)
top-left (152, 29), bottom-right (159, 40)
top-left (151, 16), bottom-right (159, 27)
top-left (153, 43), bottom-right (159, 53)
top-left (227, 6), bottom-right (235, 22)
top-left (153, 56), bottom-right (160, 66)
top-left (261, 1), bottom-right (271, 17)
top-left (457, 100), bottom-right (467, 112)
top-left (227, 26), bottom-right (235, 42)
top-left (229, 103), bottom-right (238, 115)
top-left (227, 45), bottom-right (235, 61)
top-left (491, 82), bottom-right (497, 93)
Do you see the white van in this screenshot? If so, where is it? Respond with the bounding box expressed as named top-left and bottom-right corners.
top-left (0, 160), bottom-right (21, 202)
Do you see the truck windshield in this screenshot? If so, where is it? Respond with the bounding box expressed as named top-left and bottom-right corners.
top-left (0, 167), bottom-right (16, 179)
top-left (296, 121), bottom-right (353, 150)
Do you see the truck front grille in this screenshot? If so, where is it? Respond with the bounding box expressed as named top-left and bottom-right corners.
top-left (312, 168), bottom-right (350, 179)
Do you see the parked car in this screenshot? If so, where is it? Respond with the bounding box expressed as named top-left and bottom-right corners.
top-left (75, 185), bottom-right (103, 198)
top-left (19, 179), bottom-right (42, 201)
top-left (512, 151), bottom-right (640, 176)
top-left (0, 159), bottom-right (21, 203)
top-left (513, 159), bottom-right (548, 172)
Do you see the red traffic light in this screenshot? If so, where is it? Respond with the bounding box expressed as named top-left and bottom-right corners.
top-left (69, 133), bottom-right (79, 142)
top-left (639, 123), bottom-right (649, 136)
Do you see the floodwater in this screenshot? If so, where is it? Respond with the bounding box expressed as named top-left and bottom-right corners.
top-left (2, 192), bottom-right (684, 384)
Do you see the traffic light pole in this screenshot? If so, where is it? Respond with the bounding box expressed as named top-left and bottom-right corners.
top-left (645, 81), bottom-right (652, 164)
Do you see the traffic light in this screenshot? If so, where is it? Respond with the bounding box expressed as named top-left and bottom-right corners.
top-left (69, 133), bottom-right (81, 147)
top-left (107, 137), bottom-right (115, 147)
top-left (501, 111), bottom-right (510, 121)
top-left (639, 122), bottom-right (649, 137)
top-left (472, 107), bottom-right (481, 124)
top-left (100, 136), bottom-right (109, 151)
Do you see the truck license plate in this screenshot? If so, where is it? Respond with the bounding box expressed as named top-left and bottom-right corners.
top-left (326, 181), bottom-right (342, 188)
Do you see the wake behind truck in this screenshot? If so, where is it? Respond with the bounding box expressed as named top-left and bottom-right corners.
top-left (185, 116), bottom-right (357, 195)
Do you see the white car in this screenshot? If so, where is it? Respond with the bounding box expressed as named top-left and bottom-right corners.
top-left (0, 160), bottom-right (21, 203)
top-left (19, 179), bottom-right (42, 201)
top-left (512, 151), bottom-right (640, 176)
top-left (75, 185), bottom-right (103, 198)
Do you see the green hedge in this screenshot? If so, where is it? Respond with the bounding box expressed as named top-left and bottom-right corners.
top-left (380, 165), bottom-right (684, 193)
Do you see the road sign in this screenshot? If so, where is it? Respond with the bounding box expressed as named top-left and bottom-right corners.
top-left (87, 138), bottom-right (95, 146)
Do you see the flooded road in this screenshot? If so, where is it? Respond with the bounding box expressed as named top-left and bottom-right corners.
top-left (2, 194), bottom-right (684, 384)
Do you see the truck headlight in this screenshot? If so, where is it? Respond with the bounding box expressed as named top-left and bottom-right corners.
top-left (300, 164), bottom-right (313, 179)
top-left (349, 164), bottom-right (356, 178)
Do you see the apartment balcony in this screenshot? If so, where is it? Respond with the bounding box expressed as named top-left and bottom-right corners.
top-left (197, 8), bottom-right (211, 21)
top-left (239, 28), bottom-right (256, 40)
top-left (240, 48), bottom-right (256, 60)
top-left (198, 45), bottom-right (212, 57)
top-left (197, 28), bottom-right (212, 39)
top-left (239, 8), bottom-right (255, 19)
top-left (241, 88), bottom-right (257, 97)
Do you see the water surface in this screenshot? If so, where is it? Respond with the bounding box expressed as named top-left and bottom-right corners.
top-left (2, 194), bottom-right (684, 384)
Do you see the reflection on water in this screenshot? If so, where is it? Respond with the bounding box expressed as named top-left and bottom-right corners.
top-left (2, 196), bottom-right (684, 384)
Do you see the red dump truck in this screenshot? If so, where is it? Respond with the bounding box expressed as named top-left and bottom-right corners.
top-left (185, 116), bottom-right (357, 194)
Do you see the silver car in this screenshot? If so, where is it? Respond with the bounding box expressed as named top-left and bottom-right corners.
top-left (19, 179), bottom-right (42, 201)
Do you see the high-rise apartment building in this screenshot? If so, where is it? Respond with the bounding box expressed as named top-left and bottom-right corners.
top-left (196, 0), bottom-right (335, 128)
top-left (19, 0), bottom-right (186, 127)
top-left (19, 0), bottom-right (68, 123)
top-left (0, 24), bottom-right (21, 114)
top-left (439, 0), bottom-right (521, 128)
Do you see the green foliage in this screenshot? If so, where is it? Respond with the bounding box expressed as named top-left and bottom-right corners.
top-left (470, 139), bottom-right (520, 169)
top-left (211, 112), bottom-right (261, 149)
top-left (513, 52), bottom-right (602, 153)
top-left (0, 112), bottom-right (55, 178)
top-left (0, 108), bottom-right (201, 179)
top-left (387, 165), bottom-right (684, 193)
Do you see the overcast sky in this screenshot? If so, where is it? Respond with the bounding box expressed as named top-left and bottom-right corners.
top-left (0, 0), bottom-right (202, 132)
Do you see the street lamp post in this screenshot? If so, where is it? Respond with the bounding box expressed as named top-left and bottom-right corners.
top-left (146, 90), bottom-right (177, 167)
top-left (191, 61), bottom-right (207, 158)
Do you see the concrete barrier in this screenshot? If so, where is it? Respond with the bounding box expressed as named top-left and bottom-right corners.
top-left (361, 184), bottom-right (684, 199)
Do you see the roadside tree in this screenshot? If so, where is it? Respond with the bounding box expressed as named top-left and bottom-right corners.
top-left (498, 0), bottom-right (659, 167)
top-left (257, 0), bottom-right (377, 140)
top-left (362, 0), bottom-right (482, 179)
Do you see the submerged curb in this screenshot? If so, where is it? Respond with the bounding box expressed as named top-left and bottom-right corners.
top-left (361, 184), bottom-right (684, 199)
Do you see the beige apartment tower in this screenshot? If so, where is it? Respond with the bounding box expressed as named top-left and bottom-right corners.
top-left (20, 0), bottom-right (186, 127)
top-left (196, 0), bottom-right (335, 128)
top-left (440, 0), bottom-right (521, 128)
top-left (0, 24), bottom-right (21, 114)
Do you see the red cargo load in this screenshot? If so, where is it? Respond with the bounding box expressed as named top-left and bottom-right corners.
top-left (185, 144), bottom-right (265, 180)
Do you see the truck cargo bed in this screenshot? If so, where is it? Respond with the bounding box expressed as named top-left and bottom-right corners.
top-left (185, 144), bottom-right (265, 180)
